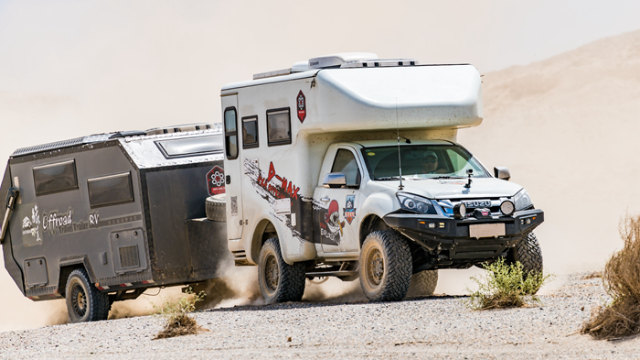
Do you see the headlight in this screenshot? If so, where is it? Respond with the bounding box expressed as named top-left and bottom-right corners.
top-left (396, 192), bottom-right (436, 214)
top-left (513, 189), bottom-right (533, 211)
top-left (500, 200), bottom-right (515, 216)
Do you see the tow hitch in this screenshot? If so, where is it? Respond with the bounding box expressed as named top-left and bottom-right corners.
top-left (0, 187), bottom-right (19, 243)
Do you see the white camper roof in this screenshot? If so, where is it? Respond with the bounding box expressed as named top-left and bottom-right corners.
top-left (222, 54), bottom-right (482, 133)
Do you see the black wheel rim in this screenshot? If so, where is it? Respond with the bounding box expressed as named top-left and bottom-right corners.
top-left (265, 254), bottom-right (279, 292)
top-left (71, 283), bottom-right (87, 317)
top-left (366, 248), bottom-right (384, 286)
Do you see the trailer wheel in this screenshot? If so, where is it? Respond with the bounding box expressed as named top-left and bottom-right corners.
top-left (258, 237), bottom-right (306, 304)
top-left (205, 194), bottom-right (226, 222)
top-left (65, 268), bottom-right (110, 323)
top-left (359, 231), bottom-right (412, 302)
top-left (406, 270), bottom-right (438, 297)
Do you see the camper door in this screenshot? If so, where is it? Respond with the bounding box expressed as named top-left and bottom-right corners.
top-left (222, 95), bottom-right (243, 239)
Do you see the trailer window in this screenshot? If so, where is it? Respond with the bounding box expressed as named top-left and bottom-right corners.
top-left (33, 160), bottom-right (78, 196)
top-left (266, 108), bottom-right (291, 146)
top-left (331, 149), bottom-right (361, 187)
top-left (156, 135), bottom-right (223, 159)
top-left (242, 116), bottom-right (259, 149)
top-left (87, 172), bottom-right (134, 208)
top-left (224, 108), bottom-right (238, 159)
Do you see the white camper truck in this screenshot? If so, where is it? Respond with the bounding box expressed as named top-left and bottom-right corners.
top-left (219, 53), bottom-right (544, 303)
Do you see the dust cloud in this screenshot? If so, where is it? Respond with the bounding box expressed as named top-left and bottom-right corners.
top-left (2, 1), bottom-right (640, 332)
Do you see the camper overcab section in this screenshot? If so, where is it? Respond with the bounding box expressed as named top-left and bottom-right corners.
top-left (222, 53), bottom-right (545, 303)
top-left (0, 124), bottom-right (230, 322)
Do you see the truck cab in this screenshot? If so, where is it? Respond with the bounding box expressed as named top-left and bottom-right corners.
top-left (221, 53), bottom-right (544, 303)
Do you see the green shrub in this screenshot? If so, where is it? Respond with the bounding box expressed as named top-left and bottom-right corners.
top-left (466, 258), bottom-right (551, 310)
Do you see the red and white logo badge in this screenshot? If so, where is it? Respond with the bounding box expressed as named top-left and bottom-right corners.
top-left (207, 165), bottom-right (225, 196)
top-left (297, 90), bottom-right (306, 123)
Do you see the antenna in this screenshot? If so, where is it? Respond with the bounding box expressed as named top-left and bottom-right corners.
top-left (396, 98), bottom-right (404, 190)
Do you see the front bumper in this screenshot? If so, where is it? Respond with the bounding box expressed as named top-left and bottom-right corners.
top-left (383, 209), bottom-right (544, 266)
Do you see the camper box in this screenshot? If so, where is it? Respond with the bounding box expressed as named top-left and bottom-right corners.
top-left (0, 124), bottom-right (229, 321)
top-left (221, 53), bottom-right (544, 303)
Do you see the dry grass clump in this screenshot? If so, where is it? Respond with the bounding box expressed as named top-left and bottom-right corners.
top-left (466, 258), bottom-right (551, 310)
top-left (153, 287), bottom-right (208, 340)
top-left (582, 215), bottom-right (640, 340)
top-left (583, 271), bottom-right (603, 280)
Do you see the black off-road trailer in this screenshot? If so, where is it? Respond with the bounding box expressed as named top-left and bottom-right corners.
top-left (0, 124), bottom-right (230, 322)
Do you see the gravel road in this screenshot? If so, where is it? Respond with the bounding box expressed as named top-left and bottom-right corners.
top-left (1, 273), bottom-right (638, 359)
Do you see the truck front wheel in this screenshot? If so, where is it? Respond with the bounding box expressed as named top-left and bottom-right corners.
top-left (406, 270), bottom-right (438, 297)
top-left (258, 237), bottom-right (306, 304)
top-left (359, 231), bottom-right (412, 302)
top-left (510, 231), bottom-right (543, 276)
top-left (65, 268), bottom-right (110, 322)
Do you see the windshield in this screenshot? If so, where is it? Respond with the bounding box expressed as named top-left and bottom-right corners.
top-left (361, 145), bottom-right (488, 180)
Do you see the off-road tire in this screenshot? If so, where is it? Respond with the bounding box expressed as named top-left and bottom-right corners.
top-left (65, 268), bottom-right (110, 323)
top-left (511, 231), bottom-right (543, 276)
top-left (205, 194), bottom-right (226, 222)
top-left (406, 270), bottom-right (438, 297)
top-left (359, 230), bottom-right (412, 302)
top-left (258, 237), bottom-right (306, 304)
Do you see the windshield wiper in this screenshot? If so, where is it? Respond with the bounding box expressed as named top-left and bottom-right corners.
top-left (430, 176), bottom-right (465, 180)
top-left (376, 176), bottom-right (406, 181)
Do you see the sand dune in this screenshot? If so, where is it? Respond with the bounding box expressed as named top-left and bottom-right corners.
top-left (458, 29), bottom-right (640, 274)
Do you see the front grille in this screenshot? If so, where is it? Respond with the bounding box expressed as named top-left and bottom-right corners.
top-left (440, 198), bottom-right (504, 218)
top-left (119, 245), bottom-right (140, 268)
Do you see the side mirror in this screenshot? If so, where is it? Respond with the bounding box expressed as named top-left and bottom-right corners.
top-left (494, 166), bottom-right (511, 181)
top-left (323, 173), bottom-right (346, 188)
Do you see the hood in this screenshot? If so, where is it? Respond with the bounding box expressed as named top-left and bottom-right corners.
top-left (376, 177), bottom-right (523, 199)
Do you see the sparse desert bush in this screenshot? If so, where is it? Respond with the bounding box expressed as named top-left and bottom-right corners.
top-left (466, 258), bottom-right (551, 310)
top-left (153, 287), bottom-right (208, 340)
top-left (582, 214), bottom-right (640, 340)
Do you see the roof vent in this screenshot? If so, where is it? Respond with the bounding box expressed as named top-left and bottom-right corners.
top-left (308, 52), bottom-right (378, 69)
top-left (340, 58), bottom-right (418, 69)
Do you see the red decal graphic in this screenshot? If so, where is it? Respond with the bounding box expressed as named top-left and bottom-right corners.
top-left (297, 90), bottom-right (306, 123)
top-left (257, 161), bottom-right (300, 200)
top-left (207, 165), bottom-right (225, 195)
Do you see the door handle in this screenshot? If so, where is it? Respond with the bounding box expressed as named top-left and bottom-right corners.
top-left (320, 196), bottom-right (330, 203)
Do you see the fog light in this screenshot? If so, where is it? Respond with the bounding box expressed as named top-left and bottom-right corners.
top-left (500, 200), bottom-right (515, 216)
top-left (525, 218), bottom-right (531, 225)
top-left (428, 223), bottom-right (436, 229)
top-left (453, 203), bottom-right (466, 219)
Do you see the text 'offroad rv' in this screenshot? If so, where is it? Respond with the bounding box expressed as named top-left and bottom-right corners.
top-left (0, 124), bottom-right (229, 322)
top-left (221, 53), bottom-right (545, 303)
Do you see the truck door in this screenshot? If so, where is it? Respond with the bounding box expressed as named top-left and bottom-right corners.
top-left (222, 95), bottom-right (243, 239)
top-left (314, 147), bottom-right (362, 253)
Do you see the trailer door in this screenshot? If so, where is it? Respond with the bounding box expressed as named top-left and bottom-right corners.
top-left (222, 95), bottom-right (244, 239)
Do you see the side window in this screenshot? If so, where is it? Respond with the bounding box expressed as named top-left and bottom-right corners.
top-left (266, 108), bottom-right (291, 146)
top-left (87, 172), bottom-right (134, 208)
top-left (224, 108), bottom-right (238, 159)
top-left (331, 149), bottom-right (361, 187)
top-left (33, 159), bottom-right (78, 196)
top-left (242, 116), bottom-right (259, 149)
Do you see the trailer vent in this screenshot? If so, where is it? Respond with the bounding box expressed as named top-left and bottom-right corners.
top-left (119, 245), bottom-right (140, 268)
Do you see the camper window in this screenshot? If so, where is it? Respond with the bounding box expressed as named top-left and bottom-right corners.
top-left (33, 160), bottom-right (78, 196)
top-left (155, 135), bottom-right (223, 159)
top-left (266, 108), bottom-right (291, 146)
top-left (242, 116), bottom-right (259, 149)
top-left (87, 172), bottom-right (134, 208)
top-left (331, 149), bottom-right (361, 187)
top-left (224, 108), bottom-right (238, 159)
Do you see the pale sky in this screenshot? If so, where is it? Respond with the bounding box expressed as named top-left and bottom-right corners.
top-left (1, 0), bottom-right (639, 148)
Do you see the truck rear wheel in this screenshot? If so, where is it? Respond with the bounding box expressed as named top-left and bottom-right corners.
top-left (258, 237), bottom-right (306, 304)
top-left (511, 231), bottom-right (543, 275)
top-left (359, 231), bottom-right (412, 302)
top-left (205, 194), bottom-right (226, 222)
top-left (65, 268), bottom-right (110, 322)
top-left (407, 270), bottom-right (438, 297)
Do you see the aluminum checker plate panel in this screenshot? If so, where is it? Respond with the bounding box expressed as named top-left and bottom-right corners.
top-left (469, 223), bottom-right (506, 238)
